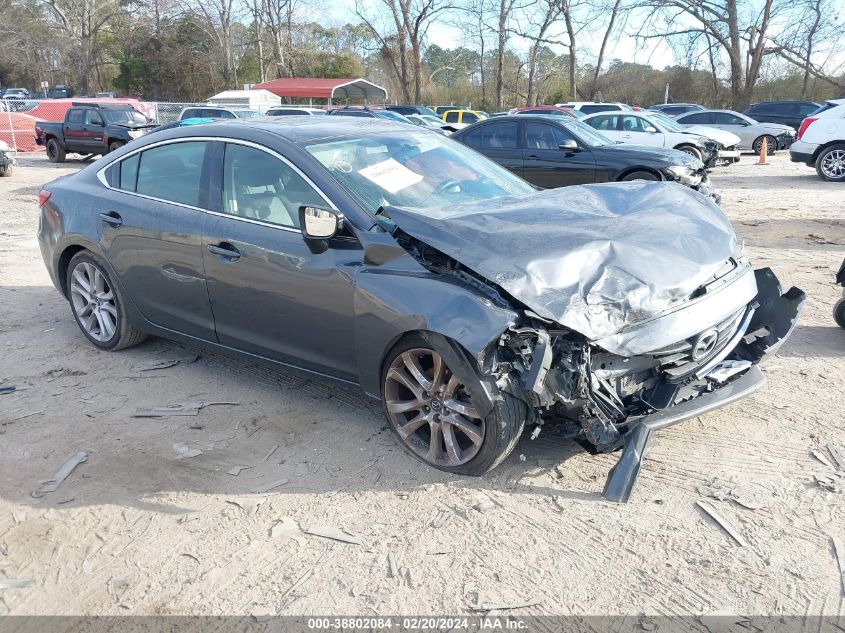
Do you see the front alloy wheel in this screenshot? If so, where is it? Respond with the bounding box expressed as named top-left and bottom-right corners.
top-left (381, 336), bottom-right (526, 475)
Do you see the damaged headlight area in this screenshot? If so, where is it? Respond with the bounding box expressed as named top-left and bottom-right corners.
top-left (491, 268), bottom-right (804, 502)
top-left (664, 164), bottom-right (703, 186)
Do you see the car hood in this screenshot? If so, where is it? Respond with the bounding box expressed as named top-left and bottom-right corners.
top-left (683, 125), bottom-right (741, 147)
top-left (757, 122), bottom-right (795, 134)
top-left (385, 181), bottom-right (737, 340)
top-left (598, 143), bottom-right (699, 167)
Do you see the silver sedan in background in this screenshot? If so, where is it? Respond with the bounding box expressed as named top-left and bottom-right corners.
top-left (675, 109), bottom-right (796, 154)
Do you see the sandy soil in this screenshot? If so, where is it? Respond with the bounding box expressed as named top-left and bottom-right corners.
top-left (0, 150), bottom-right (843, 619)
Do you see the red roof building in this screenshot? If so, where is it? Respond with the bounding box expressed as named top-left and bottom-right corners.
top-left (252, 78), bottom-right (388, 105)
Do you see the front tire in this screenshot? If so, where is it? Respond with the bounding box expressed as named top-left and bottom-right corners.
top-left (620, 170), bottom-right (659, 182)
top-left (676, 145), bottom-right (703, 161)
top-left (381, 335), bottom-right (526, 475)
top-left (0, 165), bottom-right (11, 177)
top-left (46, 138), bottom-right (66, 163)
top-left (815, 144), bottom-right (845, 182)
top-left (834, 298), bottom-right (845, 329)
top-left (66, 251), bottom-right (147, 351)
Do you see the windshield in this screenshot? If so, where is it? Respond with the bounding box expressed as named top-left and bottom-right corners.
top-left (374, 110), bottom-right (410, 122)
top-left (565, 120), bottom-right (614, 147)
top-left (103, 109), bottom-right (150, 125)
top-left (305, 130), bottom-right (534, 215)
top-left (648, 112), bottom-right (685, 132)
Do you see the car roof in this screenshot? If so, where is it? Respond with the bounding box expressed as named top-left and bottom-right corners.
top-left (147, 116), bottom-right (416, 144)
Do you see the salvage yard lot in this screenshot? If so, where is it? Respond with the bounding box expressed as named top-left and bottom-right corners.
top-left (0, 152), bottom-right (843, 617)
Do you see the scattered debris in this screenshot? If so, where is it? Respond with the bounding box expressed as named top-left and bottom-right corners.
top-left (180, 553), bottom-right (200, 564)
top-left (432, 509), bottom-right (450, 528)
top-left (640, 619), bottom-right (657, 631)
top-left (261, 444), bottom-right (280, 463)
top-left (129, 355), bottom-right (199, 372)
top-left (812, 450), bottom-right (836, 469)
top-left (250, 478), bottom-right (289, 494)
top-left (828, 444), bottom-right (845, 471)
top-left (44, 368), bottom-right (86, 382)
top-left (33, 451), bottom-right (88, 497)
top-left (698, 610), bottom-right (750, 633)
top-left (427, 546), bottom-right (452, 555)
top-left (11, 509), bottom-right (25, 524)
top-left (132, 401), bottom-right (239, 418)
top-left (0, 544), bottom-right (7, 556)
top-left (0, 578), bottom-right (33, 590)
top-left (269, 517), bottom-right (299, 539)
top-left (815, 474), bottom-right (842, 494)
top-left (0, 385), bottom-right (17, 395)
top-left (173, 443), bottom-right (203, 460)
top-left (227, 465), bottom-right (252, 476)
top-left (833, 537), bottom-right (845, 598)
top-left (729, 483), bottom-right (769, 510)
top-left (495, 571), bottom-right (510, 582)
top-left (107, 576), bottom-right (129, 600)
top-left (387, 552), bottom-right (398, 578)
top-left (530, 426), bottom-right (541, 440)
top-left (519, 453), bottom-right (526, 462)
top-left (469, 597), bottom-right (543, 612)
top-left (304, 526), bottom-right (362, 545)
top-left (696, 501), bottom-right (749, 547)
top-left (473, 499), bottom-right (496, 513)
top-left (279, 568), bottom-right (314, 601)
top-left (697, 484), bottom-right (730, 502)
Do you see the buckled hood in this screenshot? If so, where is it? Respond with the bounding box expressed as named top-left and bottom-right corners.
top-left (386, 181), bottom-right (738, 340)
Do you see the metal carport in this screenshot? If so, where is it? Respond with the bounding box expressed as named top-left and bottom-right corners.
top-left (251, 78), bottom-right (388, 106)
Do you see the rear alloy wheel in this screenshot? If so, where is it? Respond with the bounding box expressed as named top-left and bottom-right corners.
top-left (46, 138), bottom-right (66, 163)
top-left (753, 135), bottom-right (777, 155)
top-left (382, 336), bottom-right (525, 475)
top-left (66, 251), bottom-right (147, 351)
top-left (816, 145), bottom-right (845, 182)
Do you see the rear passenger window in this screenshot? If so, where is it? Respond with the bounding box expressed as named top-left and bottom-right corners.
top-left (480, 121), bottom-right (518, 149)
top-left (444, 112), bottom-right (459, 123)
top-left (119, 154), bottom-right (140, 191)
top-left (680, 112), bottom-right (710, 124)
top-left (67, 109), bottom-right (85, 124)
top-left (135, 141), bottom-right (207, 207)
top-left (588, 114), bottom-right (618, 131)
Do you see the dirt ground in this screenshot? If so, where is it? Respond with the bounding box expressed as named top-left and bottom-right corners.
top-left (0, 150), bottom-right (843, 620)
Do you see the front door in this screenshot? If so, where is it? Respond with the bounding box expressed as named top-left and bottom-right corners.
top-left (521, 120), bottom-right (596, 188)
top-left (201, 141), bottom-right (360, 379)
top-left (619, 115), bottom-right (665, 148)
top-left (82, 109), bottom-right (107, 152)
top-left (99, 139), bottom-right (216, 340)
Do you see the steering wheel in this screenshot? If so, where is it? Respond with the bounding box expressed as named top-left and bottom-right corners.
top-left (435, 179), bottom-right (461, 194)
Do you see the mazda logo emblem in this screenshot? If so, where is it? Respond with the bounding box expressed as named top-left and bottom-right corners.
top-left (691, 329), bottom-right (719, 360)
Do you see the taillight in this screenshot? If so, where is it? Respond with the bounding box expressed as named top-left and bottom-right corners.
top-left (797, 117), bottom-right (816, 140)
top-left (38, 189), bottom-right (52, 206)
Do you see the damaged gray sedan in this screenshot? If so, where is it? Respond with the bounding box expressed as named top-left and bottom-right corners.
top-left (37, 118), bottom-right (804, 501)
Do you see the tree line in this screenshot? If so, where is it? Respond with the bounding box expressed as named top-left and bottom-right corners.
top-left (1, 0), bottom-right (843, 110)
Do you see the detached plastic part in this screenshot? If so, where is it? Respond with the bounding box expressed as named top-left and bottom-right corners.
top-left (602, 365), bottom-right (767, 502)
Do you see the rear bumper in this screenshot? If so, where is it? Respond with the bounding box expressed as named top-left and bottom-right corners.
top-left (789, 140), bottom-right (818, 165)
top-left (602, 267), bottom-right (805, 502)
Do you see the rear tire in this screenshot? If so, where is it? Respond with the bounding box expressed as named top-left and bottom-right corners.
top-left (381, 334), bottom-right (526, 475)
top-left (620, 170), bottom-right (660, 182)
top-left (834, 298), bottom-right (845, 329)
top-left (46, 138), bottom-right (66, 163)
top-left (0, 165), bottom-right (11, 177)
top-left (108, 140), bottom-right (124, 153)
top-left (815, 144), bottom-right (845, 182)
top-left (66, 251), bottom-right (147, 351)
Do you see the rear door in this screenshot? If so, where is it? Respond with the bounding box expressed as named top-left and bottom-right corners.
top-left (98, 139), bottom-right (216, 340)
top-left (200, 141), bottom-right (360, 378)
top-left (587, 114), bottom-right (622, 142)
top-left (63, 108), bottom-right (87, 152)
top-left (459, 120), bottom-right (523, 177)
top-left (709, 112), bottom-right (753, 147)
top-left (521, 120), bottom-right (595, 187)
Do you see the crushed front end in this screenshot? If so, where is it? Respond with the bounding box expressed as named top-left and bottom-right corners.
top-left (493, 261), bottom-right (804, 502)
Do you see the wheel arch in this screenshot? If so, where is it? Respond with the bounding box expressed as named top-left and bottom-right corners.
top-left (616, 166), bottom-right (663, 181)
top-left (812, 140), bottom-right (845, 162)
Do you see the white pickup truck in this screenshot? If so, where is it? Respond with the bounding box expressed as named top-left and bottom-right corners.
top-left (789, 98), bottom-right (845, 182)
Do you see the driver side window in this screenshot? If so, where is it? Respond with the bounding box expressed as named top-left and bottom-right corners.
top-left (222, 143), bottom-right (325, 229)
top-left (85, 110), bottom-right (103, 125)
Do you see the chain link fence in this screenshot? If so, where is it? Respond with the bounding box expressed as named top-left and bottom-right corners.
top-left (0, 99), bottom-right (206, 153)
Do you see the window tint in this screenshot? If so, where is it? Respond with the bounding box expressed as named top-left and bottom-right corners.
top-left (119, 154), bottom-right (140, 192)
top-left (334, 110), bottom-right (370, 117)
top-left (588, 114), bottom-right (618, 131)
top-left (480, 121), bottom-right (518, 149)
top-left (85, 110), bottom-right (104, 125)
top-left (680, 112), bottom-right (711, 124)
top-left (797, 103), bottom-right (819, 116)
top-left (524, 122), bottom-right (569, 149)
top-left (67, 109), bottom-right (85, 124)
top-left (181, 108), bottom-right (200, 119)
top-left (581, 104), bottom-right (620, 114)
top-left (460, 126), bottom-right (482, 147)
top-left (713, 112), bottom-right (744, 125)
top-left (222, 143), bottom-right (325, 229)
top-left (268, 109), bottom-right (303, 116)
top-left (662, 106), bottom-right (686, 116)
top-left (463, 112), bottom-right (479, 123)
top-left (444, 111), bottom-right (459, 122)
top-left (136, 141), bottom-right (207, 207)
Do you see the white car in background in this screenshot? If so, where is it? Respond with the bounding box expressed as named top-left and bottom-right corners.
top-left (790, 98), bottom-right (845, 182)
top-left (674, 109), bottom-right (795, 154)
top-left (555, 101), bottom-right (632, 115)
top-left (265, 106), bottom-right (327, 116)
top-left (648, 111), bottom-right (741, 163)
top-left (581, 110), bottom-right (721, 165)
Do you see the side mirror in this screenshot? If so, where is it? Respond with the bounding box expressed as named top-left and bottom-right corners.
top-left (300, 205), bottom-right (344, 240)
top-left (644, 126), bottom-right (658, 133)
top-left (558, 139), bottom-right (579, 151)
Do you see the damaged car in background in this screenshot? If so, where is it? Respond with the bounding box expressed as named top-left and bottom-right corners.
top-left (37, 118), bottom-right (804, 501)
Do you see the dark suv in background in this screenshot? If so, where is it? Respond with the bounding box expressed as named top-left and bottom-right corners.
top-left (743, 101), bottom-right (820, 130)
top-left (386, 105), bottom-right (440, 117)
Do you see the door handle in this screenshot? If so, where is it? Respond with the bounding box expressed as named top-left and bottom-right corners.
top-left (525, 154), bottom-right (539, 160)
top-left (207, 242), bottom-right (241, 260)
top-left (99, 211), bottom-right (123, 227)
